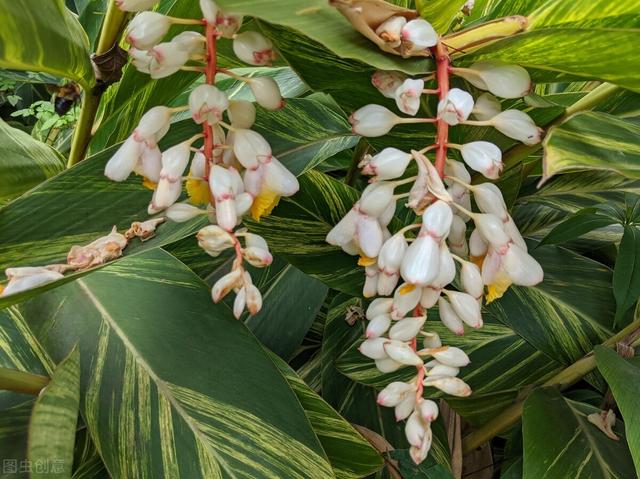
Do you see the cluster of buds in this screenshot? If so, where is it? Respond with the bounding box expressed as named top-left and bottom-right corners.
top-left (104, 0), bottom-right (299, 318)
top-left (329, 6), bottom-right (544, 464)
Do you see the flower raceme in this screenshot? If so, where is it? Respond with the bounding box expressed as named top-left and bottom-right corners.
top-left (102, 0), bottom-right (299, 319)
top-left (329, 4), bottom-right (544, 465)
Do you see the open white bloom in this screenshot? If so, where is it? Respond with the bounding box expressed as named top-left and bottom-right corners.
top-left (189, 84), bottom-right (229, 124)
top-left (1, 267), bottom-right (64, 297)
top-left (371, 70), bottom-right (407, 98)
top-left (437, 88), bottom-right (474, 126)
top-left (126, 12), bottom-right (171, 50)
top-left (249, 77), bottom-right (283, 110)
top-left (228, 100), bottom-right (256, 129)
top-left (360, 147), bottom-right (412, 181)
top-left (104, 137), bottom-right (142, 182)
top-left (116, 0), bottom-right (157, 12)
top-left (350, 104), bottom-right (401, 137)
top-left (233, 31), bottom-right (276, 66)
top-left (375, 16), bottom-right (406, 48)
top-left (148, 41), bottom-right (190, 79)
top-left (395, 78), bottom-right (424, 116)
top-left (473, 93), bottom-right (501, 120)
top-left (490, 110), bottom-right (542, 145)
top-left (457, 61), bottom-right (531, 99)
top-left (460, 141), bottom-right (503, 179)
top-left (401, 19), bottom-right (438, 53)
top-left (148, 140), bottom-right (191, 213)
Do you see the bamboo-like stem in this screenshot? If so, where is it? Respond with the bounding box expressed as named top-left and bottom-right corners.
top-left (67, 2), bottom-right (127, 168)
top-left (461, 317), bottom-right (640, 453)
top-left (0, 367), bottom-right (49, 395)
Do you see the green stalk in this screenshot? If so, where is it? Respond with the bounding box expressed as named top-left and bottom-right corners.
top-left (0, 367), bottom-right (49, 395)
top-left (461, 317), bottom-right (640, 453)
top-left (67, 2), bottom-right (127, 168)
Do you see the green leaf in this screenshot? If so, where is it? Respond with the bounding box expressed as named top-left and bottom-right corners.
top-left (543, 112), bottom-right (640, 181)
top-left (529, 0), bottom-right (640, 29)
top-left (28, 346), bottom-right (80, 479)
top-left (73, 0), bottom-right (108, 49)
top-left (540, 207), bottom-right (619, 245)
top-left (0, 119), bottom-right (65, 203)
top-left (0, 0), bottom-right (94, 89)
top-left (20, 248), bottom-right (334, 478)
top-left (269, 351), bottom-right (384, 479)
top-left (613, 226), bottom-right (640, 316)
top-left (416, 0), bottom-right (467, 32)
top-left (0, 401), bottom-right (32, 476)
top-left (522, 388), bottom-right (635, 479)
top-left (391, 450), bottom-right (455, 479)
top-left (595, 346), bottom-right (640, 475)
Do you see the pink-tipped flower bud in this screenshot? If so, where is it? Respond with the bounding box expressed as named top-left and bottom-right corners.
top-left (391, 283), bottom-right (422, 319)
top-left (401, 19), bottom-right (438, 52)
top-left (425, 360), bottom-right (460, 378)
top-left (350, 104), bottom-right (401, 137)
top-left (366, 314), bottom-right (392, 338)
top-left (245, 283), bottom-right (263, 315)
top-left (233, 31), bottom-right (276, 66)
top-left (460, 141), bottom-right (503, 179)
top-left (444, 290), bottom-right (483, 328)
top-left (426, 346), bottom-right (470, 367)
top-left (148, 141), bottom-right (191, 213)
top-left (197, 225), bottom-right (234, 256)
top-left (438, 88), bottom-right (474, 126)
top-left (394, 78), bottom-right (424, 116)
top-left (423, 376), bottom-right (471, 397)
top-left (366, 298), bottom-right (393, 320)
top-left (490, 109), bottom-right (542, 145)
top-left (384, 340), bottom-right (423, 366)
top-left (460, 261), bottom-right (483, 299)
top-left (233, 128), bottom-right (272, 169)
top-left (375, 357), bottom-right (403, 373)
top-left (459, 61), bottom-right (531, 99)
top-left (378, 233), bottom-right (408, 274)
top-left (228, 100), bottom-right (256, 129)
top-left (355, 213), bottom-right (384, 259)
top-left (417, 399), bottom-right (439, 422)
top-left (249, 77), bottom-right (283, 110)
top-left (211, 269), bottom-right (243, 302)
top-left (189, 84), bottom-right (229, 124)
top-left (400, 236), bottom-right (440, 287)
top-left (474, 213), bottom-right (511, 248)
top-left (469, 228), bottom-right (488, 257)
top-left (371, 70), bottom-right (407, 98)
top-left (172, 31), bottom-right (206, 55)
top-left (389, 316), bottom-right (426, 341)
top-left (133, 106), bottom-right (172, 145)
top-left (473, 93), bottom-right (501, 121)
top-left (148, 41), bottom-right (190, 79)
top-left (395, 394), bottom-right (417, 421)
top-left (422, 200), bottom-right (453, 240)
top-left (360, 147), bottom-right (412, 180)
top-left (359, 337), bottom-right (388, 360)
top-left (377, 381), bottom-right (415, 407)
top-left (126, 12), bottom-right (171, 50)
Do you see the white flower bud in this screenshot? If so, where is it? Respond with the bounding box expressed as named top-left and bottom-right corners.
top-left (371, 70), bottom-right (406, 99)
top-left (445, 159), bottom-right (471, 184)
top-left (199, 0), bottom-right (219, 24)
top-left (148, 41), bottom-right (189, 79)
top-left (172, 31), bottom-right (206, 55)
top-left (249, 77), bottom-right (283, 110)
top-left (260, 157), bottom-right (299, 197)
top-left (426, 361), bottom-right (459, 378)
top-left (444, 290), bottom-right (482, 328)
top-left (133, 106), bottom-right (172, 145)
top-left (116, 0), bottom-right (157, 12)
top-left (460, 141), bottom-right (503, 179)
top-left (391, 283), bottom-right (422, 319)
top-left (410, 428), bottom-right (432, 465)
top-left (448, 214), bottom-right (468, 255)
top-left (197, 225), bottom-right (234, 256)
top-left (417, 399), bottom-right (439, 422)
top-left (105, 137), bottom-right (142, 181)
top-left (350, 104), bottom-right (401, 137)
top-left (356, 213), bottom-right (384, 259)
top-left (375, 357), bottom-right (403, 373)
top-left (424, 376), bottom-right (471, 397)
top-left (360, 182), bottom-right (395, 217)
top-left (379, 201), bottom-right (396, 228)
top-left (228, 100), bottom-right (256, 129)
top-left (233, 128), bottom-right (271, 170)
top-left (401, 19), bottom-right (438, 52)
top-left (242, 246), bottom-right (273, 268)
top-left (422, 200), bottom-right (453, 240)
top-left (474, 213), bottom-right (510, 248)
top-left (422, 332), bottom-right (441, 349)
top-left (437, 88), bottom-right (474, 126)
top-left (405, 411), bottom-right (427, 447)
top-left (189, 84), bottom-right (229, 124)
top-left (377, 381), bottom-right (415, 407)
top-left (210, 165), bottom-right (239, 231)
top-left (366, 298), bottom-right (393, 320)
top-left (394, 78), bottom-right (424, 116)
top-left (326, 209), bottom-right (358, 250)
top-left (432, 243), bottom-right (456, 289)
top-left (460, 61), bottom-right (531, 99)
top-left (233, 31), bottom-right (276, 66)
top-left (503, 244), bottom-right (544, 286)
top-left (425, 346), bottom-right (470, 367)
top-left (148, 141), bottom-right (191, 213)
top-left (389, 316), bottom-right (426, 341)
top-left (472, 182), bottom-right (507, 217)
top-left (401, 236), bottom-right (439, 287)
top-left (129, 48), bottom-right (152, 73)
top-left (378, 234), bottom-right (408, 274)
top-left (245, 283), bottom-right (262, 315)
top-left (166, 203), bottom-right (206, 222)
top-left (491, 110), bottom-right (542, 145)
top-left (126, 12), bottom-right (171, 49)
top-left (359, 337), bottom-right (388, 360)
top-left (377, 271), bottom-right (399, 297)
top-left (384, 340), bottom-right (422, 366)
top-left (469, 228), bottom-right (488, 257)
top-left (134, 144), bottom-right (162, 182)
top-left (360, 147), bottom-right (411, 180)
top-left (375, 16), bottom-right (406, 48)
top-left (420, 287), bottom-right (440, 309)
top-left (461, 261), bottom-right (483, 299)
top-left (1, 267), bottom-right (64, 297)
top-left (473, 93), bottom-right (501, 121)
top-left (505, 217), bottom-right (527, 251)
top-left (437, 297), bottom-right (465, 335)
top-left (211, 269), bottom-right (242, 302)
top-left (366, 314), bottom-right (392, 338)
top-left (233, 287), bottom-right (246, 319)
top-left (395, 394), bottom-right (417, 421)
top-left (217, 13), bottom-right (243, 39)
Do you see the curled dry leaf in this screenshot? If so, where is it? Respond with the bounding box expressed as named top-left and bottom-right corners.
top-left (587, 409), bottom-right (619, 441)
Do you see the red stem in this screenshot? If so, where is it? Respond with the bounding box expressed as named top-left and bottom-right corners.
top-left (412, 305), bottom-right (426, 400)
top-left (203, 21), bottom-right (217, 169)
top-left (433, 41), bottom-right (450, 179)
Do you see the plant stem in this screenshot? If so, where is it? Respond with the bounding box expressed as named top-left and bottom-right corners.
top-left (67, 2), bottom-right (127, 167)
top-left (433, 41), bottom-right (450, 178)
top-left (0, 367), bottom-right (49, 395)
top-left (461, 317), bottom-right (640, 453)
top-left (202, 21), bottom-right (218, 205)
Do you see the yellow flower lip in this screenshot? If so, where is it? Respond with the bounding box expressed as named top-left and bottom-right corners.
top-left (358, 255), bottom-right (377, 267)
top-left (398, 283), bottom-right (416, 295)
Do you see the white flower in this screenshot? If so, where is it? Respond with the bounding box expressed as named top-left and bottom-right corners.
top-left (417, 399), bottom-right (439, 422)
top-left (377, 381), bottom-right (415, 406)
top-left (249, 77), bottom-right (283, 110)
top-left (473, 93), bottom-right (501, 121)
top-left (405, 410), bottom-right (428, 447)
top-left (217, 13), bottom-right (243, 39)
top-left (490, 110), bottom-right (542, 145)
top-left (366, 298), bottom-right (393, 320)
top-left (189, 84), bottom-right (229, 124)
top-left (359, 337), bottom-right (388, 360)
top-left (431, 243), bottom-right (456, 289)
top-left (359, 147), bottom-right (411, 180)
top-left (460, 261), bottom-right (483, 299)
top-left (115, 0), bottom-right (158, 12)
top-left (197, 225), bottom-right (234, 257)
top-left (104, 137), bottom-right (142, 181)
top-left (469, 228), bottom-right (488, 258)
top-left (234, 129), bottom-right (272, 170)
top-left (444, 290), bottom-right (482, 328)
top-left (424, 346), bottom-right (470, 367)
top-left (425, 361), bottom-right (459, 378)
top-left (401, 19), bottom-right (438, 53)
top-left (134, 144), bottom-right (162, 182)
top-left (209, 165), bottom-right (243, 231)
top-left (448, 214), bottom-right (468, 256)
top-left (371, 70), bottom-right (407, 98)
top-left (401, 235), bottom-right (439, 286)
top-left (437, 296), bottom-right (465, 335)
top-left (391, 283), bottom-right (422, 319)
top-left (132, 106), bottom-right (172, 146)
top-left (389, 316), bottom-right (426, 341)
top-left (375, 16), bottom-right (406, 47)
top-left (148, 41), bottom-right (190, 79)
top-left (395, 78), bottom-right (424, 116)
top-left (377, 269), bottom-right (399, 296)
top-left (126, 12), bottom-right (171, 50)
top-left (242, 233), bottom-right (273, 267)
top-left (366, 314), bottom-right (392, 338)
top-left (1, 267), bottom-right (64, 297)
top-left (199, 0), bottom-right (219, 24)
top-left (460, 141), bottom-right (503, 179)
top-left (166, 203), bottom-right (206, 222)
top-left (211, 269), bottom-right (243, 302)
top-left (473, 213), bottom-right (511, 248)
top-left (422, 200), bottom-right (454, 240)
top-left (420, 287), bottom-right (441, 309)
top-left (423, 376), bottom-right (471, 396)
top-left (458, 61), bottom-right (531, 99)
top-left (376, 357), bottom-right (403, 373)
top-left (129, 48), bottom-right (152, 73)
top-left (472, 182), bottom-right (507, 218)
top-left (233, 31), bottom-right (276, 66)
top-left (245, 283), bottom-right (262, 315)
top-left (384, 340), bottom-right (423, 366)
top-left (359, 182), bottom-right (395, 217)
top-left (378, 234), bottom-right (408, 276)
top-left (437, 88), bottom-right (474, 126)
top-left (228, 100), bottom-right (256, 128)
top-left (350, 104), bottom-right (401, 137)
top-left (172, 31), bottom-right (206, 55)
top-left (148, 141), bottom-right (191, 213)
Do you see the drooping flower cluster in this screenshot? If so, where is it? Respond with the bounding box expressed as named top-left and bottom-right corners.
top-left (104, 0), bottom-right (299, 318)
top-left (329, 6), bottom-right (544, 465)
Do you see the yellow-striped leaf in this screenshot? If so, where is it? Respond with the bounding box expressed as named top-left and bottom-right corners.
top-left (542, 112), bottom-right (640, 181)
top-left (28, 346), bottom-right (80, 479)
top-left (416, 0), bottom-right (467, 32)
top-left (0, 0), bottom-right (94, 89)
top-left (20, 249), bottom-right (335, 478)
